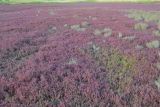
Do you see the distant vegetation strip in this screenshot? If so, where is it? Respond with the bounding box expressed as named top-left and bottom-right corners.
top-left (0, 0), bottom-right (159, 4)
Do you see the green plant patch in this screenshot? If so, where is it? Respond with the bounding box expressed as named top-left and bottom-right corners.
top-left (134, 22), bottom-right (148, 31)
top-left (93, 28), bottom-right (112, 37)
top-left (1, 0), bottom-right (159, 4)
top-left (122, 35), bottom-right (136, 41)
top-left (155, 77), bottom-right (160, 89)
top-left (70, 94), bottom-right (90, 107)
top-left (71, 24), bottom-right (81, 30)
top-left (0, 46), bottom-right (38, 76)
top-left (94, 29), bottom-right (102, 36)
top-left (126, 10), bottom-right (160, 23)
top-left (146, 40), bottom-right (160, 48)
top-left (153, 30), bottom-right (160, 37)
top-left (70, 21), bottom-right (91, 32)
top-left (81, 21), bottom-right (90, 28)
top-left (158, 22), bottom-right (160, 30)
top-left (84, 43), bottom-right (137, 94)
top-left (88, 16), bottom-right (97, 20)
top-left (50, 99), bottom-right (60, 106)
top-left (156, 62), bottom-right (160, 70)
top-left (135, 45), bottom-right (144, 50)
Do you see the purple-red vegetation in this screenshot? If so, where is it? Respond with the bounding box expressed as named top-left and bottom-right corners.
top-left (0, 3), bottom-right (160, 107)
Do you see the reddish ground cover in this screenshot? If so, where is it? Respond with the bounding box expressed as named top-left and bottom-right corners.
top-left (0, 3), bottom-right (160, 107)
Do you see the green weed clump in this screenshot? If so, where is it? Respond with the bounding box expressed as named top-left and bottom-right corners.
top-left (85, 43), bottom-right (136, 94)
top-left (134, 22), bottom-right (148, 31)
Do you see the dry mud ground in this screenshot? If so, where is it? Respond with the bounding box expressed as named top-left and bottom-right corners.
top-left (0, 3), bottom-right (160, 107)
